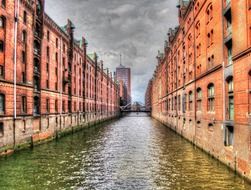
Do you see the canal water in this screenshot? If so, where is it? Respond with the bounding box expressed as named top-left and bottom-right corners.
top-left (0, 113), bottom-right (250, 190)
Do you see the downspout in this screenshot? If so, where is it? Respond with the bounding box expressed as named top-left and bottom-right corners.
top-left (59, 37), bottom-right (63, 133)
top-left (13, 0), bottom-right (20, 148)
top-left (192, 2), bottom-right (197, 144)
top-left (222, 0), bottom-right (226, 138)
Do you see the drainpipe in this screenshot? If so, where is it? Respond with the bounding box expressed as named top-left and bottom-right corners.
top-left (193, 2), bottom-right (197, 144)
top-left (13, 0), bottom-right (20, 147)
top-left (59, 37), bottom-right (63, 134)
top-left (221, 0), bottom-right (226, 138)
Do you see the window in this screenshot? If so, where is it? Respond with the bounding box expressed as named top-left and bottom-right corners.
top-left (206, 3), bottom-right (213, 23)
top-left (196, 21), bottom-right (200, 37)
top-left (46, 98), bottom-right (50, 113)
top-left (1, 0), bottom-right (6, 8)
top-left (182, 93), bottom-right (187, 113)
top-left (46, 46), bottom-right (50, 61)
top-left (197, 43), bottom-right (201, 57)
top-left (68, 100), bottom-right (72, 113)
top-left (22, 72), bottom-right (26, 83)
top-left (56, 38), bottom-right (58, 48)
top-left (0, 65), bottom-right (3, 77)
top-left (55, 99), bottom-right (58, 112)
top-left (189, 91), bottom-right (193, 111)
top-left (63, 44), bottom-right (66, 53)
top-left (55, 82), bottom-right (58, 91)
top-left (208, 83), bottom-right (215, 111)
top-left (226, 77), bottom-right (234, 120)
top-left (47, 31), bottom-right (50, 41)
top-left (224, 125), bottom-right (234, 146)
top-left (34, 96), bottom-right (40, 115)
top-left (55, 53), bottom-right (58, 63)
top-left (34, 76), bottom-right (40, 91)
top-left (21, 96), bottom-right (27, 113)
top-left (0, 94), bottom-right (5, 114)
top-left (227, 42), bottom-right (232, 65)
top-left (22, 51), bottom-right (26, 63)
top-left (23, 11), bottom-right (27, 24)
top-left (196, 88), bottom-right (202, 111)
top-left (0, 40), bottom-right (4, 52)
top-left (22, 30), bottom-right (27, 43)
top-left (0, 16), bottom-right (5, 28)
top-left (62, 100), bottom-right (65, 112)
top-left (46, 80), bottom-right (49, 88)
top-left (34, 58), bottom-right (39, 72)
top-left (210, 30), bottom-right (214, 45)
top-left (208, 55), bottom-right (214, 69)
top-left (36, 0), bottom-right (42, 16)
top-left (34, 40), bottom-right (40, 55)
top-left (0, 122), bottom-right (3, 137)
top-left (178, 95), bottom-right (181, 111)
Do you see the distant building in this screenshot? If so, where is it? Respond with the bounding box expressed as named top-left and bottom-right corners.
top-left (116, 64), bottom-right (131, 105)
top-left (145, 80), bottom-right (152, 112)
top-left (119, 80), bottom-right (127, 106)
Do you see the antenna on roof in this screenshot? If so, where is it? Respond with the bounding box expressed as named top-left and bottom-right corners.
top-left (120, 53), bottom-right (122, 66)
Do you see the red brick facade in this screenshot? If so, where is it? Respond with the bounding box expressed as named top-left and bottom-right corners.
top-left (0, 0), bottom-right (120, 153)
top-left (148, 0), bottom-right (251, 180)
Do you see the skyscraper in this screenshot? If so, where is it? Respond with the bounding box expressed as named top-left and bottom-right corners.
top-left (116, 64), bottom-right (131, 105)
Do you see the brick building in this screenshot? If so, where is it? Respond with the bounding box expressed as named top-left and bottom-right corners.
top-left (147, 0), bottom-right (251, 181)
top-left (0, 0), bottom-right (120, 154)
top-left (144, 79), bottom-right (152, 111)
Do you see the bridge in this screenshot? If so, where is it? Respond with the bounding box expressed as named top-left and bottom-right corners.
top-left (120, 102), bottom-right (151, 113)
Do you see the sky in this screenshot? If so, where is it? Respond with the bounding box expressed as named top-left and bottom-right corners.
top-left (45, 0), bottom-right (178, 103)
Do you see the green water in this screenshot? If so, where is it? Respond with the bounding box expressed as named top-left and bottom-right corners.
top-left (0, 113), bottom-right (250, 190)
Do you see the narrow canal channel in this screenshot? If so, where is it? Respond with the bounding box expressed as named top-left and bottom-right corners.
top-left (0, 113), bottom-right (250, 190)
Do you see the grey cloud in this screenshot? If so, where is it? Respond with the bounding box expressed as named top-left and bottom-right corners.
top-left (45, 0), bottom-right (178, 103)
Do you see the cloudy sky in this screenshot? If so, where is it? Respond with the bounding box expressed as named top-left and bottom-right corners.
top-left (45, 0), bottom-right (178, 103)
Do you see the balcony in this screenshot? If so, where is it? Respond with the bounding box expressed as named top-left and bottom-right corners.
top-left (224, 26), bottom-right (232, 44)
top-left (223, 0), bottom-right (231, 16)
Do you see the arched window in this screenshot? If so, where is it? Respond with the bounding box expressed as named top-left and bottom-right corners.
top-left (226, 77), bottom-right (234, 120)
top-left (0, 93), bottom-right (5, 114)
top-left (189, 91), bottom-right (193, 111)
top-left (33, 96), bottom-right (40, 115)
top-left (208, 83), bottom-right (215, 111)
top-left (196, 88), bottom-right (202, 111)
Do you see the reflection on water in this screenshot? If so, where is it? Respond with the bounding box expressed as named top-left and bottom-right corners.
top-left (0, 113), bottom-right (250, 190)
